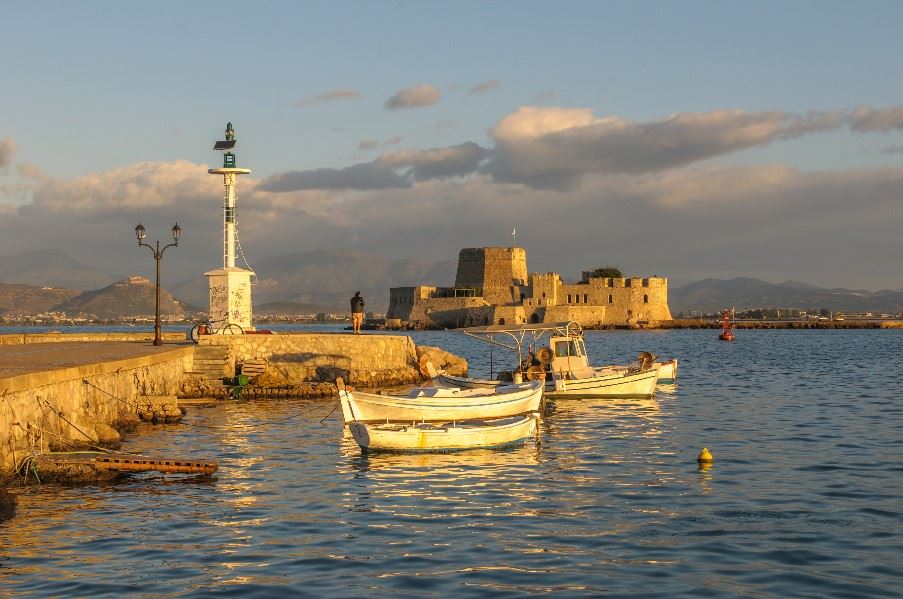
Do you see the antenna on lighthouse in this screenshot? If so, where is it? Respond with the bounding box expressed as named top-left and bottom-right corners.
top-left (206, 122), bottom-right (255, 331)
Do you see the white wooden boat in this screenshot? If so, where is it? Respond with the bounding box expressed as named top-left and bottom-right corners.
top-left (348, 412), bottom-right (540, 452)
top-left (337, 379), bottom-right (543, 424)
top-left (429, 323), bottom-right (660, 399)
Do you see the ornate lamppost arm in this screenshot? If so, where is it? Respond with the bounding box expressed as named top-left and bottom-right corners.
top-left (134, 223), bottom-right (181, 346)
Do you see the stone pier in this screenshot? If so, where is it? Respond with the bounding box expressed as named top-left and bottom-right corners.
top-left (0, 340), bottom-right (193, 474)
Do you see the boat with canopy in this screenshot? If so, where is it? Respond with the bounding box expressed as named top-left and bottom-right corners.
top-left (429, 322), bottom-right (663, 398)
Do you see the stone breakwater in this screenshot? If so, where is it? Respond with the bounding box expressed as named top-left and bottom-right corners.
top-left (0, 333), bottom-right (470, 477)
top-left (180, 334), bottom-right (467, 399)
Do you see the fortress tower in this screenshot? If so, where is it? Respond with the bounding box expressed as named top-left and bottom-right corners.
top-left (454, 247), bottom-right (527, 305)
top-left (205, 122), bottom-right (255, 330)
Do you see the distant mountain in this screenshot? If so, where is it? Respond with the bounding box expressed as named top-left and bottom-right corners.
top-left (57, 276), bottom-right (188, 319)
top-left (0, 249), bottom-right (115, 290)
top-left (173, 249), bottom-right (457, 311)
top-left (670, 277), bottom-right (903, 314)
top-left (256, 301), bottom-right (334, 315)
top-left (0, 283), bottom-right (81, 315)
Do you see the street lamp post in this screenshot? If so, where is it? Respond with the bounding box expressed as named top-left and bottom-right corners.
top-left (135, 222), bottom-right (181, 346)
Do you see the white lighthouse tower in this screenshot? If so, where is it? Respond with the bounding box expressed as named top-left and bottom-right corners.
top-left (205, 122), bottom-right (254, 330)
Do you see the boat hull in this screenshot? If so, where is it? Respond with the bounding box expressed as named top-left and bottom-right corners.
top-left (339, 380), bottom-right (544, 423)
top-left (545, 368), bottom-right (658, 398)
top-left (436, 368), bottom-right (658, 399)
top-left (348, 413), bottom-right (539, 452)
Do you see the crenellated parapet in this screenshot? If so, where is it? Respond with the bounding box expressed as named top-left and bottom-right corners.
top-left (387, 248), bottom-right (672, 328)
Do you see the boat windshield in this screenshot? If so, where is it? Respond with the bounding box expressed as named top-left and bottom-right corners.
top-left (555, 339), bottom-right (579, 357)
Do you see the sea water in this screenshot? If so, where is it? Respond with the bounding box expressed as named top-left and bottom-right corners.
top-left (1, 328), bottom-right (900, 597)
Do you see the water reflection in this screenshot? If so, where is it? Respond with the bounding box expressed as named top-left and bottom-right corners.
top-left (1, 329), bottom-right (900, 597)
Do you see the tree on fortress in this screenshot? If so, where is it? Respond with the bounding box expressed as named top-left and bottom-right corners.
top-left (585, 266), bottom-right (623, 280)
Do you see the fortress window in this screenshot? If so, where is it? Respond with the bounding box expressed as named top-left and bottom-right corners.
top-left (583, 294), bottom-right (588, 303)
top-left (644, 294), bottom-right (649, 304)
top-left (498, 318), bottom-right (506, 325)
top-left (567, 294), bottom-right (572, 303)
top-left (608, 294), bottom-right (613, 304)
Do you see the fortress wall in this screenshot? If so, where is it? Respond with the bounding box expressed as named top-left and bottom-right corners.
top-left (530, 273), bottom-right (560, 306)
top-left (543, 305), bottom-right (607, 327)
top-left (0, 347), bottom-right (193, 474)
top-left (387, 286), bottom-right (441, 320)
top-left (556, 277), bottom-right (671, 324)
top-left (601, 278), bottom-right (671, 323)
top-left (455, 247), bottom-right (527, 305)
top-left (489, 306), bottom-right (527, 326)
top-left (406, 297), bottom-right (490, 328)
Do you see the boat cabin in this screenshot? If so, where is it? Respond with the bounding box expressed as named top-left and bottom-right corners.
top-left (541, 334), bottom-right (592, 378)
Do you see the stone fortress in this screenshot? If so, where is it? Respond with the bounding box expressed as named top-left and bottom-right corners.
top-left (387, 247), bottom-right (672, 328)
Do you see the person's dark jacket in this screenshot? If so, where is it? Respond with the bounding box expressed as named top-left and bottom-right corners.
top-left (351, 294), bottom-right (365, 314)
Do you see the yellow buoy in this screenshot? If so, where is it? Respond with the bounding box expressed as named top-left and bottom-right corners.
top-left (697, 447), bottom-right (714, 464)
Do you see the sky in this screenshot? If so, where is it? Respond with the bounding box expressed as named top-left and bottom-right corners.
top-left (1, 0), bottom-right (902, 290)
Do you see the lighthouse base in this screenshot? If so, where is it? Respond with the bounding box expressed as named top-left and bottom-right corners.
top-left (205, 267), bottom-right (255, 331)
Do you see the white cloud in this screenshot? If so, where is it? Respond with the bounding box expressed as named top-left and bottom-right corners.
top-left (384, 84), bottom-right (441, 110)
top-left (485, 106), bottom-right (871, 189)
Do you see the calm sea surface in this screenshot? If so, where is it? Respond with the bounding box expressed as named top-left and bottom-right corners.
top-left (1, 328), bottom-right (901, 597)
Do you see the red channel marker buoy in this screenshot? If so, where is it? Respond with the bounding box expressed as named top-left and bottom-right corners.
top-left (719, 309), bottom-right (735, 341)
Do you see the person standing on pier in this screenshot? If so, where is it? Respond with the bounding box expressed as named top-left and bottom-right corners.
top-left (350, 291), bottom-right (365, 334)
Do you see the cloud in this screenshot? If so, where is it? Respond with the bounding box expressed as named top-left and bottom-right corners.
top-left (7, 102), bottom-right (903, 291)
top-left (384, 85), bottom-right (441, 110)
top-left (299, 89), bottom-right (362, 107)
top-left (260, 142), bottom-right (490, 192)
top-left (17, 162), bottom-right (46, 179)
top-left (258, 162), bottom-right (408, 192)
top-left (470, 80), bottom-right (500, 94)
top-left (0, 137), bottom-right (17, 170)
top-left (882, 144), bottom-right (903, 155)
top-left (484, 106), bottom-right (861, 189)
top-left (377, 142), bottom-right (490, 181)
top-left (2, 156), bottom-right (903, 290)
top-left (850, 105), bottom-right (903, 132)
top-left (266, 103), bottom-right (903, 192)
